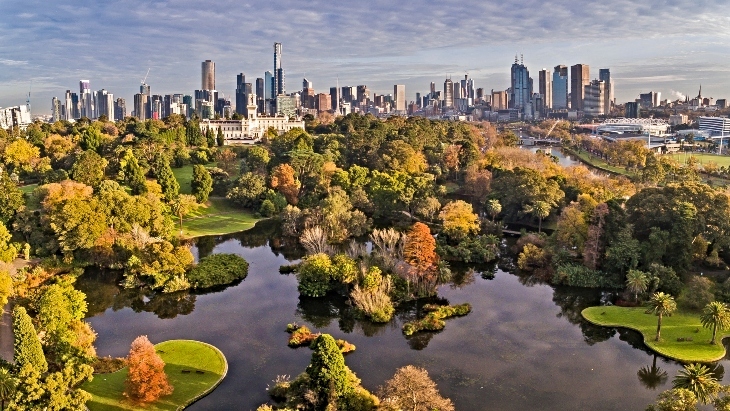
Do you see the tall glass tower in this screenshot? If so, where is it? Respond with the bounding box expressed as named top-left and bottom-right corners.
top-left (273, 43), bottom-right (285, 96)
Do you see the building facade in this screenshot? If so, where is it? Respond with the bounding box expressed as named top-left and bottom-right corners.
top-left (570, 64), bottom-right (589, 111)
top-left (552, 65), bottom-right (569, 109)
top-left (538, 68), bottom-right (552, 114)
top-left (202, 60), bottom-right (215, 91)
top-left (583, 80), bottom-right (605, 116)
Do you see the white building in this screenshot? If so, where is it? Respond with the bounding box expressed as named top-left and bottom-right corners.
top-left (199, 93), bottom-right (304, 145)
top-left (698, 116), bottom-right (730, 137)
top-left (0, 105), bottom-right (32, 130)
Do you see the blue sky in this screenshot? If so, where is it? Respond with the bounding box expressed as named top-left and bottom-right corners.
top-left (1, 0), bottom-right (729, 114)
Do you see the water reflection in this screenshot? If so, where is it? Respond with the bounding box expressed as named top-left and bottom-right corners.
top-left (637, 355), bottom-right (669, 390)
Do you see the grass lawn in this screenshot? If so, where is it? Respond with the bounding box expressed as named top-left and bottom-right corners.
top-left (667, 152), bottom-right (730, 168)
top-left (84, 340), bottom-right (227, 411)
top-left (582, 306), bottom-right (730, 363)
top-left (179, 197), bottom-right (260, 238)
top-left (19, 183), bottom-right (37, 195)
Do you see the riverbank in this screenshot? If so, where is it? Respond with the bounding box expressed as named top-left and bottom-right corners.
top-left (180, 197), bottom-right (260, 238)
top-left (582, 306), bottom-right (729, 363)
top-left (84, 339), bottom-right (228, 411)
top-left (561, 147), bottom-right (636, 177)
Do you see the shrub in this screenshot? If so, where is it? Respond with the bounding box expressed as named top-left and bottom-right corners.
top-left (679, 276), bottom-right (715, 310)
top-left (297, 253), bottom-right (333, 297)
top-left (186, 254), bottom-right (249, 289)
top-left (351, 275), bottom-right (395, 323)
top-left (436, 235), bottom-right (499, 263)
top-left (259, 199), bottom-right (276, 217)
top-left (402, 303), bottom-right (471, 336)
top-left (517, 243), bottom-right (550, 271)
top-left (92, 356), bottom-right (128, 374)
top-left (342, 386), bottom-right (379, 411)
top-left (552, 264), bottom-right (618, 288)
top-left (287, 325), bottom-right (319, 347)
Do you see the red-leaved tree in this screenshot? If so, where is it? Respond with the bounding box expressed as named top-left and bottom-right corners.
top-left (124, 335), bottom-right (173, 403)
top-left (403, 222), bottom-right (439, 296)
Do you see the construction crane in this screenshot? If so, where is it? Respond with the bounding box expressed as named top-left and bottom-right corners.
top-left (141, 68), bottom-right (150, 85)
top-left (26, 81), bottom-right (32, 116)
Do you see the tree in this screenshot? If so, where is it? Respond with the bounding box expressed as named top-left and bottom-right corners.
top-left (0, 367), bottom-right (16, 411)
top-left (0, 174), bottom-right (23, 224)
top-left (646, 388), bottom-right (698, 411)
top-left (215, 148), bottom-right (237, 174)
top-left (155, 161), bottom-right (179, 202)
top-left (226, 172), bottom-right (266, 209)
top-left (170, 195), bottom-right (200, 235)
top-left (646, 292), bottom-right (677, 342)
top-left (626, 269), bottom-right (649, 302)
top-left (672, 363), bottom-right (720, 405)
top-left (438, 200), bottom-right (479, 241)
top-left (485, 199), bottom-right (501, 222)
top-left (191, 165), bottom-right (212, 203)
top-left (216, 127), bottom-right (224, 147)
top-left (0, 222), bottom-right (17, 263)
top-left (270, 163), bottom-right (300, 205)
top-left (70, 150), bottom-right (107, 188)
top-left (523, 200), bottom-right (551, 233)
top-left (403, 222), bottom-right (438, 296)
top-left (12, 307), bottom-right (47, 373)
top-left (305, 334), bottom-right (352, 405)
top-left (3, 139), bottom-right (40, 174)
top-left (378, 365), bottom-right (454, 411)
top-left (700, 302), bottom-right (730, 345)
top-left (124, 335), bottom-right (173, 403)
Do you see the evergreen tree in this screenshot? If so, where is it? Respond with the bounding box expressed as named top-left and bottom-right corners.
top-left (12, 307), bottom-right (47, 373)
top-left (185, 121), bottom-right (205, 147)
top-left (216, 127), bottom-right (224, 147)
top-left (156, 162), bottom-right (180, 202)
top-left (305, 334), bottom-right (352, 405)
top-left (206, 128), bottom-right (215, 147)
top-left (127, 159), bottom-right (147, 195)
top-left (191, 165), bottom-right (213, 203)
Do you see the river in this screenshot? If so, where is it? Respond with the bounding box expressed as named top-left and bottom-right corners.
top-left (77, 222), bottom-right (730, 410)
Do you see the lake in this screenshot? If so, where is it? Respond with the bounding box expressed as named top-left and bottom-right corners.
top-left (78, 222), bottom-right (729, 410)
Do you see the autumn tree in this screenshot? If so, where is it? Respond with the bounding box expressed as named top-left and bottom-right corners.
top-left (215, 148), bottom-right (237, 174)
top-left (270, 163), bottom-right (300, 205)
top-left (463, 165), bottom-right (492, 204)
top-left (439, 200), bottom-right (479, 241)
top-left (403, 222), bottom-right (438, 296)
top-left (124, 335), bottom-right (172, 403)
top-left (0, 173), bottom-right (24, 224)
top-left (379, 365), bottom-right (454, 411)
top-left (191, 165), bottom-right (212, 203)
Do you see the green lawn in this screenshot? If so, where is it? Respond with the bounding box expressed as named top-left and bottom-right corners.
top-left (84, 340), bottom-right (227, 411)
top-left (179, 197), bottom-right (260, 238)
top-left (582, 306), bottom-right (730, 363)
top-left (563, 147), bottom-right (636, 177)
top-left (667, 152), bottom-right (730, 168)
top-left (19, 183), bottom-right (37, 195)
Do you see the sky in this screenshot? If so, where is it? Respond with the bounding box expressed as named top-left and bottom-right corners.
top-left (1, 0), bottom-right (730, 115)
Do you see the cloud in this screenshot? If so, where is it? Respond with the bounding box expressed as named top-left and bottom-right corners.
top-left (0, 0), bottom-right (729, 111)
top-left (0, 59), bottom-right (28, 66)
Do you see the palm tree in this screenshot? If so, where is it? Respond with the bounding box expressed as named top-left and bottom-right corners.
top-left (637, 355), bottom-right (668, 390)
top-left (700, 301), bottom-right (730, 345)
top-left (672, 363), bottom-right (720, 404)
top-left (524, 201), bottom-right (551, 233)
top-left (485, 199), bottom-right (501, 222)
top-left (646, 292), bottom-right (677, 341)
top-left (0, 368), bottom-right (16, 411)
top-left (625, 269), bottom-right (649, 302)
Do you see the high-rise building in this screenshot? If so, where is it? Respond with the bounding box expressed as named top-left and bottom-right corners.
top-left (510, 57), bottom-right (532, 117)
top-left (315, 93), bottom-right (331, 112)
top-left (356, 85), bottom-right (369, 107)
top-left (552, 65), bottom-right (568, 109)
top-left (583, 80), bottom-right (606, 116)
top-left (302, 78), bottom-right (315, 109)
top-left (236, 73), bottom-right (253, 116)
top-left (639, 91), bottom-right (660, 108)
top-left (202, 60), bottom-right (215, 91)
top-left (570, 64), bottom-right (590, 111)
top-left (538, 69), bottom-right (552, 113)
top-left (330, 87), bottom-right (340, 114)
top-left (134, 93), bottom-right (148, 121)
top-left (430, 82), bottom-right (436, 96)
top-left (64, 90), bottom-right (73, 120)
top-left (443, 78), bottom-right (453, 108)
top-left (342, 87), bottom-right (354, 104)
top-left (256, 78), bottom-right (265, 115)
top-left (183, 95), bottom-right (193, 117)
top-left (95, 89), bottom-right (114, 120)
top-left (273, 43), bottom-right (285, 96)
top-left (79, 80), bottom-right (92, 118)
top-left (625, 101), bottom-right (640, 118)
top-left (394, 84), bottom-right (406, 112)
top-left (51, 97), bottom-right (61, 122)
top-left (599, 69), bottom-right (613, 114)
top-left (114, 98), bottom-right (126, 120)
top-left (491, 90), bottom-right (508, 110)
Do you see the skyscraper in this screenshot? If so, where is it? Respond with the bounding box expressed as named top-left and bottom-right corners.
top-left (394, 84), bottom-right (406, 112)
top-left (443, 78), bottom-right (453, 108)
top-left (273, 43), bottom-right (285, 96)
top-left (114, 98), bottom-right (126, 121)
top-left (330, 87), bottom-right (340, 114)
top-left (202, 60), bottom-right (215, 91)
top-left (256, 78), bottom-right (265, 115)
top-left (538, 69), bottom-right (552, 113)
top-left (583, 80), bottom-right (605, 116)
top-left (51, 97), bottom-right (61, 122)
top-left (599, 69), bottom-right (613, 114)
top-left (570, 64), bottom-right (590, 111)
top-left (134, 93), bottom-right (148, 121)
top-left (552, 65), bottom-right (568, 109)
top-left (342, 87), bottom-right (354, 104)
top-left (95, 89), bottom-right (114, 120)
top-left (64, 90), bottom-right (73, 120)
top-left (356, 85), bottom-right (369, 107)
top-left (236, 73), bottom-right (250, 116)
top-left (79, 80), bottom-right (92, 118)
top-left (510, 57), bottom-right (532, 117)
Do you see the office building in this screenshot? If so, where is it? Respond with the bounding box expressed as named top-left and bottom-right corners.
top-left (443, 78), bottom-right (454, 108)
top-left (510, 57), bottom-right (533, 117)
top-left (256, 78), bottom-right (265, 114)
top-left (394, 84), bottom-right (406, 112)
top-left (202, 60), bottom-right (215, 91)
top-left (538, 68), bottom-right (552, 114)
top-left (64, 90), bottom-right (74, 120)
top-left (342, 86), bottom-right (354, 104)
top-left (134, 93), bottom-right (148, 121)
top-left (276, 94), bottom-right (299, 118)
top-left (552, 65), bottom-right (568, 109)
top-left (599, 69), bottom-right (614, 114)
top-left (639, 91), bottom-right (660, 108)
top-left (583, 80), bottom-right (605, 116)
top-left (330, 87), bottom-right (340, 114)
top-left (570, 64), bottom-right (590, 111)
top-left (625, 101), bottom-right (640, 118)
top-left (356, 85), bottom-right (369, 107)
top-left (183, 95), bottom-right (194, 117)
top-left (491, 90), bottom-right (508, 111)
top-left (316, 93), bottom-right (331, 112)
top-left (236, 73), bottom-right (253, 117)
top-left (95, 89), bottom-right (114, 120)
top-left (273, 43), bottom-right (285, 96)
top-left (114, 98), bottom-right (126, 120)
top-left (79, 80), bottom-right (93, 118)
top-left (51, 97), bottom-right (61, 122)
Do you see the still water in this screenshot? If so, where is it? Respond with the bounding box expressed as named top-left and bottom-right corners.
top-left (78, 222), bottom-right (729, 410)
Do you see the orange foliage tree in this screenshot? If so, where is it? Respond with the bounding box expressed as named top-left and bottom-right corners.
top-left (403, 222), bottom-right (439, 296)
top-left (124, 335), bottom-right (173, 403)
top-left (270, 163), bottom-right (300, 205)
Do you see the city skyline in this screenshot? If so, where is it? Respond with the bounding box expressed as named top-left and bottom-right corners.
top-left (1, 0), bottom-right (729, 113)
